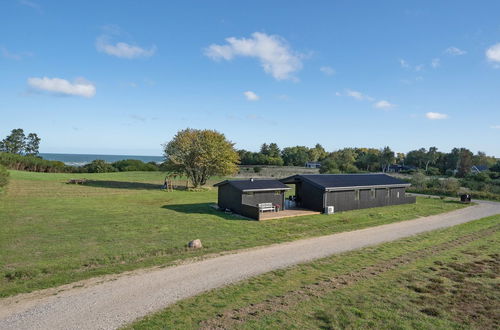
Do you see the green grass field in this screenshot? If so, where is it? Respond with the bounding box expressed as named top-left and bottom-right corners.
top-left (129, 215), bottom-right (500, 329)
top-left (0, 170), bottom-right (466, 297)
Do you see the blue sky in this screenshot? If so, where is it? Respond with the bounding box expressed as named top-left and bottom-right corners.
top-left (1, 0), bottom-right (499, 156)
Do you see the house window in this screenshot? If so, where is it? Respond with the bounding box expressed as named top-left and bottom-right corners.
top-left (275, 190), bottom-right (281, 195)
top-left (397, 191), bottom-right (400, 198)
top-left (370, 189), bottom-right (375, 199)
top-left (386, 188), bottom-right (390, 198)
top-left (355, 190), bottom-right (360, 201)
top-left (244, 192), bottom-right (254, 196)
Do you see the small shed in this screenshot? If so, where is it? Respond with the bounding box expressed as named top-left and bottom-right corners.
top-left (213, 179), bottom-right (291, 219)
top-left (280, 173), bottom-right (415, 213)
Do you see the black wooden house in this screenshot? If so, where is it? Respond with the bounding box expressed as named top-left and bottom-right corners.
top-left (214, 179), bottom-right (291, 219)
top-left (280, 174), bottom-right (415, 213)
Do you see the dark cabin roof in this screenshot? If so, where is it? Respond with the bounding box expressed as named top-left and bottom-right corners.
top-left (280, 174), bottom-right (410, 191)
top-left (213, 179), bottom-right (291, 192)
top-left (472, 165), bottom-right (489, 172)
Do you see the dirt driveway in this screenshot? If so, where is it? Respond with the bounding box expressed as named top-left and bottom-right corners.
top-left (1, 200), bottom-right (499, 330)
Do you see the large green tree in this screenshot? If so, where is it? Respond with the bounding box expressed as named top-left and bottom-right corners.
top-left (25, 133), bottom-right (41, 155)
top-left (0, 129), bottom-right (41, 155)
top-left (0, 129), bottom-right (26, 154)
top-left (163, 129), bottom-right (239, 188)
top-left (281, 146), bottom-right (310, 166)
top-left (379, 146), bottom-right (395, 172)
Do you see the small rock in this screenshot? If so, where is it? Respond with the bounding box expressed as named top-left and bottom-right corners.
top-left (188, 239), bottom-right (203, 249)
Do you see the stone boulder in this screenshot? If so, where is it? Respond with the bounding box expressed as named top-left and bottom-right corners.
top-left (188, 239), bottom-right (203, 249)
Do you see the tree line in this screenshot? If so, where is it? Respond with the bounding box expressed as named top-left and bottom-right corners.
top-left (1, 127), bottom-right (499, 191)
top-left (238, 143), bottom-right (499, 177)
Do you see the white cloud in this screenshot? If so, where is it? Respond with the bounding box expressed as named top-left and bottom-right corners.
top-left (243, 91), bottom-right (259, 101)
top-left (414, 64), bottom-right (424, 72)
top-left (374, 100), bottom-right (396, 110)
top-left (486, 43), bottom-right (500, 63)
top-left (399, 59), bottom-right (425, 71)
top-left (18, 0), bottom-right (42, 12)
top-left (431, 58), bottom-right (440, 68)
top-left (425, 112), bottom-right (448, 120)
top-left (27, 77), bottom-right (96, 98)
top-left (1, 47), bottom-right (33, 60)
top-left (96, 35), bottom-right (156, 59)
top-left (491, 125), bottom-right (500, 129)
top-left (205, 32), bottom-right (303, 80)
top-left (445, 47), bottom-right (466, 56)
top-left (345, 89), bottom-right (374, 101)
top-left (320, 66), bottom-right (335, 76)
top-left (399, 59), bottom-right (410, 68)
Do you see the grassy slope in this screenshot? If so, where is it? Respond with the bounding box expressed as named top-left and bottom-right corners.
top-left (0, 171), bottom-right (465, 297)
top-left (129, 215), bottom-right (500, 330)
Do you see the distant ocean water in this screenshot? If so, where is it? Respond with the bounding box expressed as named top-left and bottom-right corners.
top-left (39, 153), bottom-right (164, 167)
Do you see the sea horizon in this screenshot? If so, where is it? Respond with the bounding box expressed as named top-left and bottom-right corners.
top-left (39, 153), bottom-right (164, 166)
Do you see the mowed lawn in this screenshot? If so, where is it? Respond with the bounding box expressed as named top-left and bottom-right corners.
top-left (0, 170), bottom-right (466, 297)
top-left (130, 215), bottom-right (500, 330)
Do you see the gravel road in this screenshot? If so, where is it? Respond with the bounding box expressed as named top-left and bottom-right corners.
top-left (1, 200), bottom-right (499, 330)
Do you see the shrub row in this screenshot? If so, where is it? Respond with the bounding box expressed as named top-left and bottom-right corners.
top-left (0, 152), bottom-right (162, 174)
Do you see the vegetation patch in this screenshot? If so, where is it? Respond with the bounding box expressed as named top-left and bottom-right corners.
top-left (127, 216), bottom-right (499, 330)
top-left (0, 170), bottom-right (466, 297)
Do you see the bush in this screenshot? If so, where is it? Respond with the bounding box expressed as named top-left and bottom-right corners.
top-left (112, 159), bottom-right (159, 172)
top-left (410, 172), bottom-right (427, 189)
top-left (253, 166), bottom-right (262, 173)
top-left (0, 152), bottom-right (75, 173)
top-left (0, 164), bottom-right (9, 190)
top-left (425, 167), bottom-right (441, 176)
top-left (83, 160), bottom-right (117, 173)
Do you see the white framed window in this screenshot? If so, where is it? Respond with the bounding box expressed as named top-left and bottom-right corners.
top-left (397, 191), bottom-right (400, 198)
top-left (355, 190), bottom-right (360, 201)
top-left (370, 189), bottom-right (375, 199)
top-left (386, 188), bottom-right (390, 198)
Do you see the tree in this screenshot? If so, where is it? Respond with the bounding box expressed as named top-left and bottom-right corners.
top-left (424, 146), bottom-right (439, 171)
top-left (0, 129), bottom-right (26, 154)
top-left (473, 151), bottom-right (496, 167)
top-left (267, 143), bottom-right (281, 158)
top-left (319, 158), bottom-right (340, 174)
top-left (491, 161), bottom-right (500, 173)
top-left (281, 146), bottom-right (310, 166)
top-left (163, 128), bottom-right (239, 188)
top-left (443, 148), bottom-right (460, 173)
top-left (396, 152), bottom-right (405, 165)
top-left (308, 143), bottom-right (328, 162)
top-left (456, 148), bottom-right (473, 177)
top-left (329, 148), bottom-right (358, 172)
top-left (405, 148), bottom-right (427, 168)
top-left (25, 133), bottom-right (41, 155)
top-left (0, 129), bottom-right (41, 155)
top-left (355, 148), bottom-right (380, 171)
top-left (379, 146), bottom-right (395, 172)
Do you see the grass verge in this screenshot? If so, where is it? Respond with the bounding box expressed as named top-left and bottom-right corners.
top-left (128, 215), bottom-right (500, 329)
top-left (1, 170), bottom-right (466, 297)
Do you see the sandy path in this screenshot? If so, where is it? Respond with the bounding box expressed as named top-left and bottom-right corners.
top-left (1, 201), bottom-right (499, 330)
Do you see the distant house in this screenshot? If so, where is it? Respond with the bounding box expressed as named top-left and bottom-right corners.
top-left (305, 162), bottom-right (321, 168)
top-left (387, 164), bottom-right (417, 173)
top-left (280, 174), bottom-right (415, 213)
top-left (214, 174), bottom-right (415, 219)
top-left (213, 179), bottom-right (291, 219)
top-left (471, 165), bottom-right (489, 174)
